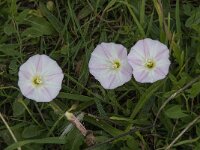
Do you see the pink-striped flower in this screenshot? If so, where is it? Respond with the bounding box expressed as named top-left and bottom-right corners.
top-left (18, 54), bottom-right (64, 102)
top-left (89, 42), bottom-right (132, 89)
top-left (128, 38), bottom-right (170, 83)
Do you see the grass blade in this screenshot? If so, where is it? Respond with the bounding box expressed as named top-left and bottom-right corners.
top-left (5, 137), bottom-right (67, 150)
top-left (39, 2), bottom-right (64, 34)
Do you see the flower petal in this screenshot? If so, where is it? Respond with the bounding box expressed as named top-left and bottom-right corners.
top-left (128, 38), bottom-right (171, 83)
top-left (89, 42), bottom-right (132, 89)
top-left (18, 54), bottom-right (64, 102)
top-left (37, 55), bottom-right (63, 76)
top-left (19, 57), bottom-right (37, 78)
top-left (89, 68), bottom-right (113, 89)
top-left (18, 80), bottom-right (34, 97)
top-left (45, 73), bottom-right (64, 85)
top-left (156, 61), bottom-right (170, 76)
top-left (93, 70), bottom-right (127, 89)
top-left (92, 43), bottom-right (113, 61)
top-left (132, 69), bottom-right (148, 83)
top-left (144, 38), bottom-right (169, 59)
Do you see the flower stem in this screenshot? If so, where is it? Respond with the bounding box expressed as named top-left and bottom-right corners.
top-left (0, 112), bottom-right (21, 150)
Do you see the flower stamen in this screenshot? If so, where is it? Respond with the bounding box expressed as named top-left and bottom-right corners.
top-left (112, 61), bottom-right (121, 69)
top-left (32, 76), bottom-right (43, 86)
top-left (145, 59), bottom-right (155, 69)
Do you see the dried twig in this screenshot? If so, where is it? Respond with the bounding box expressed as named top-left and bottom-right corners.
top-left (65, 112), bottom-right (96, 146)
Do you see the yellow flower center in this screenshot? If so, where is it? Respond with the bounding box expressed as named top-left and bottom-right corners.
top-left (112, 60), bottom-right (121, 69)
top-left (145, 59), bottom-right (155, 69)
top-left (32, 76), bottom-right (43, 86)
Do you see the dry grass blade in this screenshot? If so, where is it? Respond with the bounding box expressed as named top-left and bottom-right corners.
top-left (0, 112), bottom-right (21, 150)
top-left (153, 75), bottom-right (200, 130)
top-left (165, 115), bottom-right (200, 150)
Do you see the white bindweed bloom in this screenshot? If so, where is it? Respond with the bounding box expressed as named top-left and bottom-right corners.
top-left (18, 54), bottom-right (64, 102)
top-left (89, 42), bottom-right (132, 89)
top-left (128, 38), bottom-right (170, 83)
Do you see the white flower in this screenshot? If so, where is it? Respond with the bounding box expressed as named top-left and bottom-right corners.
top-left (128, 38), bottom-right (170, 83)
top-left (18, 54), bottom-right (64, 102)
top-left (89, 42), bottom-right (132, 89)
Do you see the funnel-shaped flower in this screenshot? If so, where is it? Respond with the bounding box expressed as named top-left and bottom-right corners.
top-left (89, 42), bottom-right (132, 89)
top-left (128, 38), bottom-right (170, 83)
top-left (18, 54), bottom-right (64, 102)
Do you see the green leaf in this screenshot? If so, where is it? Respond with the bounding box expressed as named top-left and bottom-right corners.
top-left (120, 147), bottom-right (131, 150)
top-left (127, 137), bottom-right (140, 150)
top-left (84, 115), bottom-right (123, 136)
top-left (196, 51), bottom-right (200, 66)
top-left (22, 17), bottom-right (54, 37)
top-left (9, 59), bottom-right (18, 74)
top-left (171, 41), bottom-right (184, 67)
top-left (104, 0), bottom-right (116, 12)
top-left (185, 9), bottom-right (200, 33)
top-left (58, 92), bottom-right (93, 101)
top-left (4, 23), bottom-right (16, 35)
top-left (29, 17), bottom-right (54, 34)
top-left (165, 105), bottom-right (188, 119)
top-left (15, 9), bottom-right (30, 23)
top-left (22, 125), bottom-right (43, 138)
top-left (92, 136), bottom-right (110, 150)
top-left (110, 116), bottom-right (132, 123)
top-left (139, 0), bottom-right (145, 26)
top-left (67, 130), bottom-right (84, 150)
top-left (0, 44), bottom-right (22, 57)
top-left (194, 143), bottom-right (200, 150)
top-left (78, 5), bottom-right (92, 20)
top-left (183, 4), bottom-right (192, 16)
top-left (175, 0), bottom-right (182, 38)
top-left (22, 28), bottom-right (42, 38)
top-left (94, 98), bottom-right (106, 117)
top-left (5, 137), bottom-right (67, 150)
top-left (39, 2), bottom-right (64, 34)
top-left (12, 99), bottom-right (27, 116)
top-left (120, 1), bottom-right (145, 37)
top-left (185, 9), bottom-right (200, 27)
top-left (187, 81), bottom-right (200, 98)
top-left (10, 0), bottom-right (17, 16)
top-left (196, 125), bottom-right (200, 137)
top-left (130, 81), bottom-right (163, 120)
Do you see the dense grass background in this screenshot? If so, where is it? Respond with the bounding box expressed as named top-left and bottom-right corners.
top-left (0, 0), bottom-right (200, 149)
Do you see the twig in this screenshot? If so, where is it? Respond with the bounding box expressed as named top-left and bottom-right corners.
top-left (153, 75), bottom-right (200, 130)
top-left (84, 126), bottom-right (152, 150)
top-left (0, 112), bottom-right (21, 150)
top-left (165, 115), bottom-right (200, 150)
